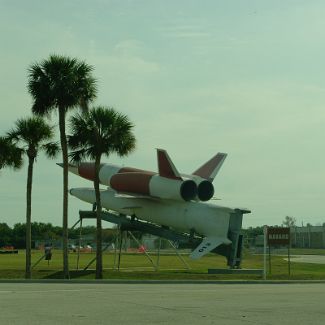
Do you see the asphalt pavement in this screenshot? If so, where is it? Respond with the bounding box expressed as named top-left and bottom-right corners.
top-left (1, 282), bottom-right (325, 324)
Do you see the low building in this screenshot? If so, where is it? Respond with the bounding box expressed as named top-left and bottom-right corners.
top-left (291, 225), bottom-right (325, 248)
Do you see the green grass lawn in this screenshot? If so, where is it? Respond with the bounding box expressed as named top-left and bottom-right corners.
top-left (0, 249), bottom-right (324, 280)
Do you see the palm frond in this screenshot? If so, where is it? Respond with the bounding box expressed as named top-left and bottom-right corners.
top-left (42, 142), bottom-right (60, 159)
top-left (0, 137), bottom-right (23, 170)
top-left (27, 55), bottom-right (97, 115)
top-left (4, 117), bottom-right (57, 163)
top-left (68, 106), bottom-right (136, 162)
top-left (7, 116), bottom-right (55, 147)
top-left (69, 148), bottom-right (89, 164)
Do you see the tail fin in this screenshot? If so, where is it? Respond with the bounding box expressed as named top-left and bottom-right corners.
top-left (157, 149), bottom-right (182, 180)
top-left (192, 153), bottom-right (227, 182)
top-left (190, 236), bottom-right (230, 259)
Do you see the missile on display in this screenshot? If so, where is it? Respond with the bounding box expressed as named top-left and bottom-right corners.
top-left (66, 149), bottom-right (226, 202)
top-left (67, 149), bottom-right (249, 260)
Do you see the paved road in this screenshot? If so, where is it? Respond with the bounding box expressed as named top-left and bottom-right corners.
top-left (0, 283), bottom-right (325, 324)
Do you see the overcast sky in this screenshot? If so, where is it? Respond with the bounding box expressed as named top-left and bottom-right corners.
top-left (1, 0), bottom-right (325, 228)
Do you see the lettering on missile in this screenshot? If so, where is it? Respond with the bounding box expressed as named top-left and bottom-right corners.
top-left (198, 242), bottom-right (211, 253)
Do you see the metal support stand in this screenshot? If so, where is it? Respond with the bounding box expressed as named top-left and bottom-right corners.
top-left (117, 228), bottom-right (123, 271)
top-left (74, 213), bottom-right (114, 272)
top-left (70, 218), bottom-right (81, 231)
top-left (156, 237), bottom-right (162, 270)
top-left (288, 244), bottom-right (291, 276)
top-left (32, 253), bottom-right (46, 269)
top-left (76, 218), bottom-right (83, 270)
top-left (83, 242), bottom-right (112, 271)
top-left (127, 231), bottom-right (157, 271)
top-left (268, 245), bottom-right (272, 274)
top-left (168, 240), bottom-right (191, 270)
top-left (263, 225), bottom-right (267, 280)
top-left (124, 231), bottom-right (128, 252)
top-left (113, 227), bottom-right (119, 270)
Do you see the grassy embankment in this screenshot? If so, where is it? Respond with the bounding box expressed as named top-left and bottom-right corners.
top-left (1, 248), bottom-right (325, 280)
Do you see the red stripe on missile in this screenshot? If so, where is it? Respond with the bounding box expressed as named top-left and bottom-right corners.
top-left (110, 172), bottom-right (153, 195)
top-left (78, 163), bottom-right (104, 181)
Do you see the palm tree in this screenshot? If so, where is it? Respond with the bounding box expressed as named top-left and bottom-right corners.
top-left (0, 137), bottom-right (23, 170)
top-left (27, 55), bottom-right (97, 278)
top-left (7, 116), bottom-right (59, 279)
top-left (68, 106), bottom-right (136, 279)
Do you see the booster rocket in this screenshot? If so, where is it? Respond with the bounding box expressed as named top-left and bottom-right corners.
top-left (66, 149), bottom-right (227, 202)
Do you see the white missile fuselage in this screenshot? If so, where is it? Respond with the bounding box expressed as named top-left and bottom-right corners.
top-left (70, 187), bottom-right (232, 240)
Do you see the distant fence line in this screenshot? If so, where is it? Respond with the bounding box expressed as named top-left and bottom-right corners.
top-left (252, 225), bottom-right (325, 249)
top-left (291, 225), bottom-right (325, 249)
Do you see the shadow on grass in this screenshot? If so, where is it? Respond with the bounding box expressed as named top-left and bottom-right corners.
top-left (43, 270), bottom-right (95, 279)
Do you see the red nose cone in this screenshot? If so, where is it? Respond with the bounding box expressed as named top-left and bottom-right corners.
top-left (79, 163), bottom-right (96, 181)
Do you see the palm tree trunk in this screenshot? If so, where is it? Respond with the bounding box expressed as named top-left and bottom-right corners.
top-left (94, 155), bottom-right (102, 279)
top-left (25, 155), bottom-right (34, 279)
top-left (59, 109), bottom-right (69, 279)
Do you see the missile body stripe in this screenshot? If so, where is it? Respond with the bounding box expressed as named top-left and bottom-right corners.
top-left (74, 162), bottom-right (198, 201)
top-left (110, 172), bottom-right (154, 195)
top-left (79, 163), bottom-right (105, 181)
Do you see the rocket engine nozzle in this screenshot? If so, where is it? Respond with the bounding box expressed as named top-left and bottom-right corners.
top-left (197, 180), bottom-right (214, 201)
top-left (180, 179), bottom-right (197, 201)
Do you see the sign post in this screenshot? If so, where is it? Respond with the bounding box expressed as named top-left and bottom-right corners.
top-left (267, 227), bottom-right (291, 277)
top-left (263, 225), bottom-right (267, 280)
top-left (288, 237), bottom-right (291, 276)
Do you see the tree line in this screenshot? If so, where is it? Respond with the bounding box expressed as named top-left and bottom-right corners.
top-left (0, 221), bottom-right (143, 250)
top-left (0, 222), bottom-right (274, 250)
top-left (0, 55), bottom-right (136, 279)
top-left (0, 222), bottom-right (100, 249)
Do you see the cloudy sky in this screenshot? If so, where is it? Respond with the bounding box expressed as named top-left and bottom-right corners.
top-left (1, 0), bottom-right (325, 228)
